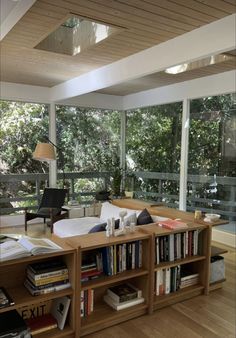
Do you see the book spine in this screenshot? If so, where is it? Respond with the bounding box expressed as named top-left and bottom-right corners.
top-left (24, 280), bottom-right (71, 295)
top-left (27, 268), bottom-right (68, 280)
top-left (80, 290), bottom-right (84, 317)
top-left (27, 272), bottom-right (69, 286)
top-left (25, 278), bottom-right (69, 290)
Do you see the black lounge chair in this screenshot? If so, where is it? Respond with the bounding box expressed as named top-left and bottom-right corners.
top-left (24, 188), bottom-right (69, 233)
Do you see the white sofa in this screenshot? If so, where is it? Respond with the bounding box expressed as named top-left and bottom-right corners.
top-left (53, 201), bottom-right (167, 238)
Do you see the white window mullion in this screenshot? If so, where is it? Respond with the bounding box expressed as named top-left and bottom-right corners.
top-left (179, 99), bottom-right (190, 211)
top-left (49, 102), bottom-right (57, 187)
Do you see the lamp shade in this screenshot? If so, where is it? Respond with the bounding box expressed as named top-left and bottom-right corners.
top-left (33, 143), bottom-right (56, 162)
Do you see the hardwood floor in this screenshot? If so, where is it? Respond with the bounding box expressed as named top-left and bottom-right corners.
top-left (1, 226), bottom-right (235, 338)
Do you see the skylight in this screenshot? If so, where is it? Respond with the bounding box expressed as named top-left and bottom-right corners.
top-left (165, 54), bottom-right (235, 75)
top-left (35, 15), bottom-right (121, 56)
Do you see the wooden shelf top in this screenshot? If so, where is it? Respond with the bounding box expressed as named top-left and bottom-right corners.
top-left (211, 245), bottom-right (228, 256)
top-left (81, 268), bottom-right (148, 290)
top-left (66, 230), bottom-right (150, 250)
top-left (154, 255), bottom-right (206, 270)
top-left (0, 286), bottom-right (73, 314)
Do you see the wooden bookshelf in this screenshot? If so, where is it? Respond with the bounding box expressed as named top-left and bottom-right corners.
top-left (139, 222), bottom-right (211, 312)
top-left (0, 239), bottom-right (77, 338)
top-left (66, 230), bottom-right (152, 337)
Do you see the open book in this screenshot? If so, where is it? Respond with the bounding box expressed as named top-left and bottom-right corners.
top-left (158, 219), bottom-right (188, 230)
top-left (0, 237), bottom-right (62, 262)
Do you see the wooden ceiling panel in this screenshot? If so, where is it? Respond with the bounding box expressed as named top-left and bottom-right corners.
top-left (1, 0), bottom-right (235, 92)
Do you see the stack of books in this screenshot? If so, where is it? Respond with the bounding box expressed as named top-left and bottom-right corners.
top-left (103, 283), bottom-right (144, 311)
top-left (180, 272), bottom-right (199, 289)
top-left (81, 251), bottom-right (103, 282)
top-left (24, 260), bottom-right (71, 296)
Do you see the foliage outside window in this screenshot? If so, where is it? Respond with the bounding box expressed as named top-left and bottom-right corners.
top-left (56, 106), bottom-right (121, 198)
top-left (126, 103), bottom-right (182, 205)
top-left (0, 101), bottom-right (49, 213)
top-left (188, 93), bottom-right (236, 221)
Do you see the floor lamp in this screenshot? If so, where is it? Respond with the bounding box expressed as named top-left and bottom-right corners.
top-left (33, 138), bottom-right (66, 188)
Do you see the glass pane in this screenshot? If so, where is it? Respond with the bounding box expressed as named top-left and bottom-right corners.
top-left (188, 93), bottom-right (236, 227)
top-left (56, 106), bottom-right (120, 202)
top-left (126, 102), bottom-right (182, 206)
top-left (0, 101), bottom-right (49, 214)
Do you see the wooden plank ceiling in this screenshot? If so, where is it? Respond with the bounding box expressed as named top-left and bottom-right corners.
top-left (1, 0), bottom-right (235, 95)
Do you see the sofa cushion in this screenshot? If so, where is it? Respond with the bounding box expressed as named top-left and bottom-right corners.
top-left (88, 219), bottom-right (120, 233)
top-left (137, 208), bottom-right (153, 225)
top-left (100, 201), bottom-right (137, 222)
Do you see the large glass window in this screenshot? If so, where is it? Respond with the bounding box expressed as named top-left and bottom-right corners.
top-left (188, 93), bottom-right (236, 225)
top-left (126, 103), bottom-right (182, 206)
top-left (0, 101), bottom-right (49, 213)
top-left (56, 106), bottom-right (120, 201)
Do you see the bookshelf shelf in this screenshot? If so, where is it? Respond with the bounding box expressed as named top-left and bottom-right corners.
top-left (0, 240), bottom-right (77, 337)
top-left (154, 255), bottom-right (206, 270)
top-left (81, 301), bottom-right (148, 336)
top-left (153, 284), bottom-right (205, 310)
top-left (81, 268), bottom-right (149, 290)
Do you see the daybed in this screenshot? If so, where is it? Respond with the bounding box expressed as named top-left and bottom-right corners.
top-left (53, 201), bottom-right (167, 238)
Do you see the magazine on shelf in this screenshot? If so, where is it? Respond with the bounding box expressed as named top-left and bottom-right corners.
top-left (158, 219), bottom-right (188, 230)
top-left (50, 296), bottom-right (71, 330)
top-left (0, 237), bottom-right (62, 262)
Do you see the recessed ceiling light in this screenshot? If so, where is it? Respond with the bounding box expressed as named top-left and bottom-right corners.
top-left (165, 54), bottom-right (234, 75)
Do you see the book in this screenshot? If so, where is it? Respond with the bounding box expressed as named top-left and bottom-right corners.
top-left (50, 296), bottom-right (71, 330)
top-left (0, 238), bottom-right (62, 262)
top-left (0, 310), bottom-right (30, 337)
top-left (107, 283), bottom-right (142, 303)
top-left (27, 267), bottom-right (69, 281)
top-left (27, 259), bottom-right (67, 275)
top-left (26, 313), bottom-right (57, 335)
top-left (24, 277), bottom-right (69, 290)
top-left (0, 287), bottom-right (14, 309)
top-left (158, 219), bottom-right (188, 230)
top-left (24, 279), bottom-right (71, 296)
top-left (103, 294), bottom-right (144, 311)
top-left (27, 272), bottom-right (69, 286)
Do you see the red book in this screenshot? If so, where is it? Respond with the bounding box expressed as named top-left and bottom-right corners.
top-left (26, 313), bottom-right (57, 335)
top-left (158, 219), bottom-right (188, 230)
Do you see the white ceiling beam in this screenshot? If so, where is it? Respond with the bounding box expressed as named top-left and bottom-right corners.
top-left (59, 92), bottom-right (124, 110)
top-left (0, 81), bottom-right (51, 103)
top-left (123, 70), bottom-right (236, 110)
top-left (51, 14), bottom-right (236, 102)
top-left (0, 0), bottom-right (36, 41)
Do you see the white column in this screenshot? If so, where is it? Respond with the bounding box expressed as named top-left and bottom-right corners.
top-left (179, 99), bottom-right (190, 211)
top-left (49, 102), bottom-right (57, 187)
top-left (120, 111), bottom-right (126, 192)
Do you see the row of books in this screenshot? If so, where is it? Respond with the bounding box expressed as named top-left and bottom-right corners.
top-left (80, 289), bottom-right (94, 317)
top-left (81, 241), bottom-right (143, 281)
top-left (156, 230), bottom-right (199, 264)
top-left (155, 266), bottom-right (199, 296)
top-left (0, 296), bottom-right (71, 337)
top-left (24, 259), bottom-right (71, 296)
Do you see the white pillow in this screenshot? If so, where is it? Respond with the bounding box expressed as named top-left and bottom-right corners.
top-left (100, 202), bottom-right (137, 222)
